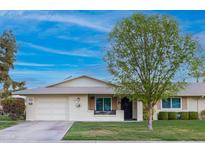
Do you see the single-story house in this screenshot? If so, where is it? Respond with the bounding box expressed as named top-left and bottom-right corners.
top-left (14, 75), bottom-right (205, 121)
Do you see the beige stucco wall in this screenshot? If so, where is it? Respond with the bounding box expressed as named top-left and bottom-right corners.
top-left (69, 95), bottom-right (124, 121)
top-left (132, 101), bottom-right (143, 121)
top-left (26, 94), bottom-right (124, 121)
top-left (132, 102), bottom-right (137, 119)
top-left (153, 97), bottom-right (205, 120)
top-left (137, 101), bottom-right (143, 121)
top-left (53, 77), bottom-right (110, 88)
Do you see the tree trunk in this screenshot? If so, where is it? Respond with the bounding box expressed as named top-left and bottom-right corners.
top-left (196, 77), bottom-right (199, 83)
top-left (148, 104), bottom-right (153, 130)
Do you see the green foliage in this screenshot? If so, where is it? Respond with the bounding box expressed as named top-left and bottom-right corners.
top-left (201, 110), bottom-right (205, 120)
top-left (104, 13), bottom-right (198, 129)
top-left (0, 30), bottom-right (26, 100)
top-left (0, 115), bottom-right (13, 121)
top-left (158, 112), bottom-right (168, 120)
top-left (158, 112), bottom-right (199, 120)
top-left (2, 98), bottom-right (25, 120)
top-left (168, 112), bottom-right (177, 120)
top-left (0, 121), bottom-right (17, 130)
top-left (189, 112), bottom-right (198, 120)
top-left (179, 112), bottom-right (189, 120)
top-left (188, 56), bottom-right (205, 83)
top-left (143, 110), bottom-right (148, 120)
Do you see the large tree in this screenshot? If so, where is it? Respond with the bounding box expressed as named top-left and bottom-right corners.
top-left (105, 13), bottom-right (198, 130)
top-left (0, 30), bottom-right (25, 100)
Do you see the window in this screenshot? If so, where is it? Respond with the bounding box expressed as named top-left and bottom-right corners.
top-left (96, 97), bottom-right (112, 111)
top-left (162, 98), bottom-right (181, 109)
top-left (96, 98), bottom-right (103, 111)
top-left (172, 98), bottom-right (181, 108)
top-left (162, 98), bottom-right (171, 108)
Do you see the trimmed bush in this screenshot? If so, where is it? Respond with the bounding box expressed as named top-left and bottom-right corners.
top-left (158, 112), bottom-right (168, 120)
top-left (0, 115), bottom-right (13, 121)
top-left (1, 98), bottom-right (25, 120)
top-left (189, 112), bottom-right (198, 120)
top-left (168, 112), bottom-right (177, 120)
top-left (201, 110), bottom-right (205, 120)
top-left (179, 112), bottom-right (189, 120)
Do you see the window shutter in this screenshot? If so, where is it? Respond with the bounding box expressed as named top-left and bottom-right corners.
top-left (112, 97), bottom-right (118, 110)
top-left (88, 96), bottom-right (95, 110)
top-left (182, 97), bottom-right (188, 110)
top-left (157, 101), bottom-right (161, 110)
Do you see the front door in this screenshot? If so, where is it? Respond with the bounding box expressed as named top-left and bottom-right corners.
top-left (121, 98), bottom-right (132, 120)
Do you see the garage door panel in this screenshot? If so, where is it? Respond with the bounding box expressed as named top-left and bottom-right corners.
top-left (34, 96), bottom-right (68, 120)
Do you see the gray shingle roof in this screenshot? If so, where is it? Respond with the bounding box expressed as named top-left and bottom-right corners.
top-left (13, 87), bottom-right (114, 95)
top-left (177, 83), bottom-right (205, 96)
top-left (13, 83), bottom-right (205, 96)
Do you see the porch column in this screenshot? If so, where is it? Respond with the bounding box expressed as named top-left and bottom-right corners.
top-left (137, 101), bottom-right (143, 121)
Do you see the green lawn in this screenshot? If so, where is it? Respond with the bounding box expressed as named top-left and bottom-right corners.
top-left (63, 120), bottom-right (205, 141)
top-left (0, 121), bottom-right (18, 130)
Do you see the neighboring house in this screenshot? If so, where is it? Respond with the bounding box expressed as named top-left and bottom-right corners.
top-left (14, 75), bottom-right (205, 121)
top-left (153, 83), bottom-right (205, 120)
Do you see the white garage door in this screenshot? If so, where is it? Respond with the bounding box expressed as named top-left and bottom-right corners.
top-left (34, 96), bottom-right (69, 120)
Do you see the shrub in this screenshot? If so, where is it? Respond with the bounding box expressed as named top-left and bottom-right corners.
top-left (0, 115), bottom-right (13, 121)
top-left (158, 112), bottom-right (168, 120)
top-left (179, 112), bottom-right (189, 120)
top-left (1, 98), bottom-right (25, 120)
top-left (189, 112), bottom-right (198, 120)
top-left (168, 112), bottom-right (177, 120)
top-left (201, 110), bottom-right (205, 120)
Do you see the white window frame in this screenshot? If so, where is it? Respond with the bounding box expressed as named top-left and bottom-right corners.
top-left (95, 97), bottom-right (112, 111)
top-left (161, 97), bottom-right (182, 110)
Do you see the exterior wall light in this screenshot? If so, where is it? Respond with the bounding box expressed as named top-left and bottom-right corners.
top-left (75, 97), bottom-right (81, 108)
top-left (27, 97), bottom-right (34, 105)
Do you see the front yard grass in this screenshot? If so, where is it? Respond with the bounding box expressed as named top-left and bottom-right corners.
top-left (0, 121), bottom-right (18, 130)
top-left (63, 120), bottom-right (205, 141)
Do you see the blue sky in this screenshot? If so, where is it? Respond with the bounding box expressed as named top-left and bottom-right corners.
top-left (0, 10), bottom-right (205, 88)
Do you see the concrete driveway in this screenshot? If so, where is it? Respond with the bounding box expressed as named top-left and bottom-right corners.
top-left (0, 121), bottom-right (73, 143)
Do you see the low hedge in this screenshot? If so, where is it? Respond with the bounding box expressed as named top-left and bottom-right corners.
top-left (158, 112), bottom-right (168, 120)
top-left (158, 111), bottom-right (199, 120)
top-left (0, 115), bottom-right (13, 121)
top-left (179, 112), bottom-right (189, 120)
top-left (201, 110), bottom-right (205, 120)
top-left (168, 112), bottom-right (177, 120)
top-left (189, 112), bottom-right (198, 120)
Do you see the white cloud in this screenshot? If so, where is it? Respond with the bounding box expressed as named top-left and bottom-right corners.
top-left (20, 41), bottom-right (102, 57)
top-left (15, 62), bottom-right (55, 67)
top-left (0, 11), bottom-right (111, 32)
top-left (27, 14), bottom-right (111, 32)
top-left (57, 34), bottom-right (107, 45)
top-left (15, 61), bottom-right (78, 67)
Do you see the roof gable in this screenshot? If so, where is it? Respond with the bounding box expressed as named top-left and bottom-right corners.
top-left (47, 75), bottom-right (115, 88)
